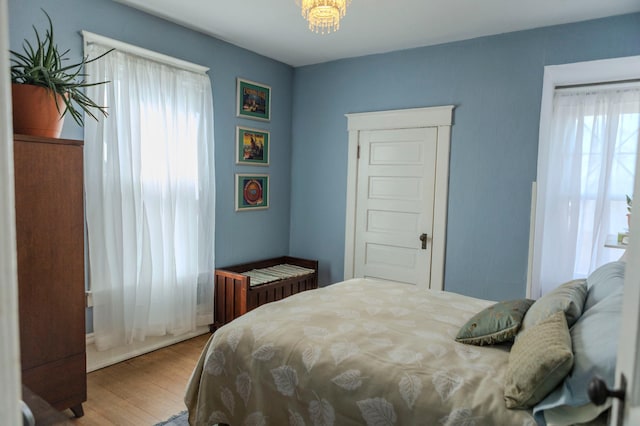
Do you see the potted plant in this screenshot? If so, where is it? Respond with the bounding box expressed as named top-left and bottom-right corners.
top-left (10, 9), bottom-right (112, 138)
top-left (627, 194), bottom-right (632, 228)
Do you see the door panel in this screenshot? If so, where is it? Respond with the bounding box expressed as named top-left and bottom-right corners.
top-left (369, 176), bottom-right (423, 200)
top-left (354, 127), bottom-right (437, 287)
top-left (367, 210), bottom-right (420, 234)
top-left (617, 146), bottom-right (640, 426)
top-left (364, 242), bottom-right (421, 284)
top-left (369, 141), bottom-right (425, 164)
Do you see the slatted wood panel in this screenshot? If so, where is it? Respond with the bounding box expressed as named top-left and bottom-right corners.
top-left (68, 333), bottom-right (210, 425)
top-left (213, 256), bottom-right (318, 329)
top-left (246, 274), bottom-right (318, 311)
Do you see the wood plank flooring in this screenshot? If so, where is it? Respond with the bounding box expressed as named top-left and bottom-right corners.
top-left (66, 333), bottom-right (211, 425)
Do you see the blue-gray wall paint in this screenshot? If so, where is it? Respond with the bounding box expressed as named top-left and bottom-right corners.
top-left (9, 0), bottom-right (294, 267)
top-left (289, 13), bottom-right (640, 300)
top-left (8, 1), bottom-right (640, 305)
top-left (9, 0), bottom-right (295, 333)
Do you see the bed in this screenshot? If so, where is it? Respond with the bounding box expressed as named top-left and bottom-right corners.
top-left (186, 261), bottom-right (625, 426)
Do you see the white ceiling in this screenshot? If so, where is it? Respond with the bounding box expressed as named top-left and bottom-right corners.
top-left (115, 0), bottom-right (640, 67)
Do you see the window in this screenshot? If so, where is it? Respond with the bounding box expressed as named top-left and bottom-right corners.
top-left (534, 82), bottom-right (640, 296)
top-left (573, 100), bottom-right (638, 276)
top-left (83, 34), bottom-right (215, 351)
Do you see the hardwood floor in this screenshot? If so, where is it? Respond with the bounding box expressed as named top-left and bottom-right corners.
top-left (65, 333), bottom-right (211, 425)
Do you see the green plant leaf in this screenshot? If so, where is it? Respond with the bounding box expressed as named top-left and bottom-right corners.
top-left (9, 8), bottom-right (113, 126)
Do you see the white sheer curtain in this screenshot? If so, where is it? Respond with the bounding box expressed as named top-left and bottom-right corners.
top-left (536, 84), bottom-right (640, 296)
top-left (83, 42), bottom-right (215, 351)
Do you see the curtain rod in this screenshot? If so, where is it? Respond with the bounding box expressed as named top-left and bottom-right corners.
top-left (556, 78), bottom-right (640, 90)
top-left (81, 30), bottom-right (209, 74)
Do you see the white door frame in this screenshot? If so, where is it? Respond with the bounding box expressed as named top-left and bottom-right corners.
top-left (344, 106), bottom-right (454, 291)
top-left (0, 0), bottom-right (23, 422)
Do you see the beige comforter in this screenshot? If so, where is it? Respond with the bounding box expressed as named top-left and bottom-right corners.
top-left (185, 278), bottom-right (536, 426)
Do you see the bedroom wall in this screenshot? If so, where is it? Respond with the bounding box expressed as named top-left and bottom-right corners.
top-left (8, 0), bottom-right (294, 267)
top-left (9, 1), bottom-right (640, 304)
top-left (289, 13), bottom-right (640, 300)
top-left (8, 0), bottom-right (295, 333)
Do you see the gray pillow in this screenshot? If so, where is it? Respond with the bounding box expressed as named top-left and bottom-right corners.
top-left (522, 279), bottom-right (587, 331)
top-left (455, 299), bottom-right (534, 346)
top-left (504, 311), bottom-right (574, 409)
top-left (583, 261), bottom-right (625, 311)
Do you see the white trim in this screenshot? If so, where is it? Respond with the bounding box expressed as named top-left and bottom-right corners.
top-left (542, 56), bottom-right (640, 88)
top-left (431, 123), bottom-right (451, 291)
top-left (346, 106), bottom-right (454, 132)
top-left (81, 30), bottom-right (209, 74)
top-left (85, 332), bottom-right (95, 346)
top-left (526, 181), bottom-right (537, 299)
top-left (344, 106), bottom-right (454, 291)
top-left (0, 0), bottom-right (22, 422)
top-left (529, 55), bottom-right (640, 299)
top-left (343, 128), bottom-right (359, 280)
top-left (86, 327), bottom-right (209, 372)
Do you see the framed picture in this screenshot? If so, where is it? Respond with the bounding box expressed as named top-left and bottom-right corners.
top-left (237, 78), bottom-right (271, 121)
top-left (235, 174), bottom-right (269, 211)
top-left (236, 126), bottom-right (269, 166)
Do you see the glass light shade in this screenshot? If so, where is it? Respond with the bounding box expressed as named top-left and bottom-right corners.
top-left (299, 0), bottom-right (350, 34)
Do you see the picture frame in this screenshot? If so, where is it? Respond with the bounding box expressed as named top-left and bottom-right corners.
top-left (236, 126), bottom-right (269, 166)
top-left (235, 174), bottom-right (269, 211)
top-left (237, 78), bottom-right (271, 121)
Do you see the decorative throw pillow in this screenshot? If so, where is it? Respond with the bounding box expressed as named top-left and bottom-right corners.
top-left (533, 262), bottom-right (625, 425)
top-left (455, 299), bottom-right (534, 346)
top-left (504, 312), bottom-right (574, 409)
top-left (521, 279), bottom-right (587, 331)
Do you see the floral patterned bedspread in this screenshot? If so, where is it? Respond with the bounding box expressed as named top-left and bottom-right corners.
top-left (185, 278), bottom-right (536, 426)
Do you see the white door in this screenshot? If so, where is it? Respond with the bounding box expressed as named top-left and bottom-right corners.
top-left (615, 144), bottom-right (640, 426)
top-left (344, 106), bottom-right (454, 291)
top-left (0, 0), bottom-right (23, 423)
top-left (354, 128), bottom-right (437, 286)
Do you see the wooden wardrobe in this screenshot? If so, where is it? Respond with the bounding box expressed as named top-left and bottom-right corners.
top-left (14, 134), bottom-right (86, 417)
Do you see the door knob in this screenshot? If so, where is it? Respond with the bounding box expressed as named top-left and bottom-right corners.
top-left (588, 376), bottom-right (626, 406)
top-left (419, 233), bottom-right (428, 250)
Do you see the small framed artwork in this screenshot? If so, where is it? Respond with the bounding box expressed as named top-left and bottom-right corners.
top-left (237, 78), bottom-right (271, 121)
top-left (236, 126), bottom-right (269, 166)
top-left (235, 174), bottom-right (269, 211)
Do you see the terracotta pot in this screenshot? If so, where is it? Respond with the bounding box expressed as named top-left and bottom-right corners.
top-left (11, 83), bottom-right (67, 138)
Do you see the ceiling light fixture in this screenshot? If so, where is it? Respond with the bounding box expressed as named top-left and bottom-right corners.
top-left (297, 0), bottom-right (351, 34)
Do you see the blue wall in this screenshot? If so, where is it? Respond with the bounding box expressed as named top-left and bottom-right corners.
top-left (8, 1), bottom-right (640, 303)
top-left (8, 0), bottom-right (296, 333)
top-left (8, 0), bottom-right (295, 268)
top-left (289, 13), bottom-right (640, 300)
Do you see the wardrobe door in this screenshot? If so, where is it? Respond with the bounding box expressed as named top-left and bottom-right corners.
top-left (14, 134), bottom-right (86, 415)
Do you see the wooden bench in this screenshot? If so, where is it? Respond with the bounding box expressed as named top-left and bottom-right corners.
top-left (213, 256), bottom-right (318, 330)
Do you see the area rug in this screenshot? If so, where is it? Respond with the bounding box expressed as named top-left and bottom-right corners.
top-left (155, 410), bottom-right (188, 426)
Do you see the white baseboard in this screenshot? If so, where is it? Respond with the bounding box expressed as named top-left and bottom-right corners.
top-left (85, 332), bottom-right (95, 346)
top-left (86, 326), bottom-right (210, 372)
